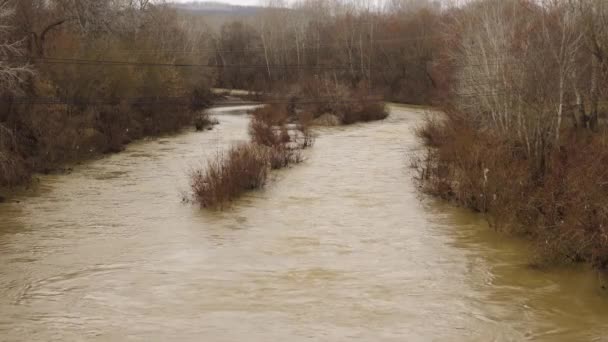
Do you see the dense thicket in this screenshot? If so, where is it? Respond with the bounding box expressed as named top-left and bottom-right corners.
top-left (412, 0), bottom-right (608, 267)
top-left (0, 0), bottom-right (214, 186)
top-left (209, 0), bottom-right (441, 104)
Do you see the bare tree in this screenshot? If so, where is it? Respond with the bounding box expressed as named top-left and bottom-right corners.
top-left (576, 0), bottom-right (608, 130)
top-left (0, 0), bottom-right (33, 95)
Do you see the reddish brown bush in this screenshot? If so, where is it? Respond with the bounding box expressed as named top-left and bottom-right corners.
top-left (289, 78), bottom-right (388, 125)
top-left (415, 116), bottom-right (448, 147)
top-left (190, 143), bottom-right (269, 209)
top-left (192, 103), bottom-right (313, 209)
top-left (249, 105), bottom-right (292, 147)
top-left (341, 101), bottom-right (388, 125)
top-left (267, 145), bottom-right (302, 170)
top-left (251, 104), bottom-right (288, 126)
top-left (249, 104), bottom-right (310, 168)
top-left (0, 150), bottom-right (28, 187)
top-left (296, 111), bottom-right (315, 148)
top-left (194, 111), bottom-right (218, 131)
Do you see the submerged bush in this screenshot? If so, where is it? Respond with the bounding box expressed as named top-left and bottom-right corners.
top-left (190, 143), bottom-right (269, 208)
top-left (194, 111), bottom-right (218, 131)
top-left (249, 104), bottom-right (310, 167)
top-left (267, 145), bottom-right (303, 170)
top-left (0, 126), bottom-right (28, 187)
top-left (190, 104), bottom-right (310, 209)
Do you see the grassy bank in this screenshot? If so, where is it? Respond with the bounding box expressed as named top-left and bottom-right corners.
top-left (414, 113), bottom-right (608, 269)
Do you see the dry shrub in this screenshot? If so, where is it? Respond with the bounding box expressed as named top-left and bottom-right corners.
top-left (267, 145), bottom-right (302, 169)
top-left (0, 125), bottom-right (28, 186)
top-left (190, 143), bottom-right (269, 208)
top-left (249, 117), bottom-right (284, 147)
top-left (416, 112), bottom-right (608, 269)
top-left (299, 129), bottom-right (315, 149)
top-left (249, 104), bottom-right (310, 166)
top-left (194, 111), bottom-right (218, 131)
top-left (415, 116), bottom-right (449, 147)
top-left (0, 151), bottom-right (27, 186)
top-left (249, 104), bottom-right (291, 147)
top-left (0, 91), bottom-right (210, 190)
top-left (96, 104), bottom-right (132, 153)
top-left (340, 100), bottom-right (388, 125)
top-left (529, 133), bottom-right (608, 267)
top-left (251, 104), bottom-right (288, 126)
top-left (293, 78), bottom-right (388, 125)
top-left (133, 102), bottom-right (195, 136)
top-left (191, 104), bottom-right (310, 209)
top-left (296, 111), bottom-right (315, 148)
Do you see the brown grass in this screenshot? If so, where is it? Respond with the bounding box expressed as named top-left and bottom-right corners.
top-left (415, 112), bottom-right (608, 269)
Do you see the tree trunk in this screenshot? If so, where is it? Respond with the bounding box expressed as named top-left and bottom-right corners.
top-left (590, 56), bottom-right (600, 131)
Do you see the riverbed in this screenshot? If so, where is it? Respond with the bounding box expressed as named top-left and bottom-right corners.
top-left (0, 105), bottom-right (607, 341)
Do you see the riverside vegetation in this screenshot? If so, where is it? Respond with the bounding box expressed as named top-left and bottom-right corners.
top-left (188, 104), bottom-right (308, 209)
top-left (189, 81), bottom-right (388, 208)
top-left (415, 114), bottom-right (608, 268)
top-left (411, 0), bottom-right (608, 269)
top-left (0, 0), bottom-right (216, 189)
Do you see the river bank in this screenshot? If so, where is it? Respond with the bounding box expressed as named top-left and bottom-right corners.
top-left (414, 110), bottom-right (608, 270)
top-left (0, 96), bottom-right (238, 201)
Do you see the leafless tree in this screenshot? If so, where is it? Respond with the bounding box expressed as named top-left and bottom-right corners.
top-left (0, 0), bottom-right (33, 95)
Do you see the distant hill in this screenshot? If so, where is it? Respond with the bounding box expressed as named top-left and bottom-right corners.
top-left (168, 1), bottom-right (262, 16)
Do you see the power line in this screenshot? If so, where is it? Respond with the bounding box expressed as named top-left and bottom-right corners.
top-left (80, 35), bottom-right (443, 56)
top-left (2, 95), bottom-right (385, 106)
top-left (20, 56), bottom-right (425, 71)
top-left (8, 55), bottom-right (508, 72)
top-left (4, 91), bottom-right (606, 108)
top-left (11, 55), bottom-right (564, 71)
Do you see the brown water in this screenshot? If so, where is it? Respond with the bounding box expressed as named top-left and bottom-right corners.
top-left (1, 105), bottom-right (608, 341)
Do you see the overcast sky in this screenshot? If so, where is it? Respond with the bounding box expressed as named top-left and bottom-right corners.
top-left (172, 0), bottom-right (261, 6)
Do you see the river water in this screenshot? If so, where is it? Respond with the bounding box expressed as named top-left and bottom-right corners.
top-left (1, 105), bottom-right (607, 341)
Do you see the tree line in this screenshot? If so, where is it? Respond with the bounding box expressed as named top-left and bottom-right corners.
top-left (210, 0), bottom-right (441, 104)
top-left (0, 0), bottom-right (607, 189)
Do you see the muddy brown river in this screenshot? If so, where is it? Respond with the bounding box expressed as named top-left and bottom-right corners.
top-left (1, 105), bottom-right (608, 341)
